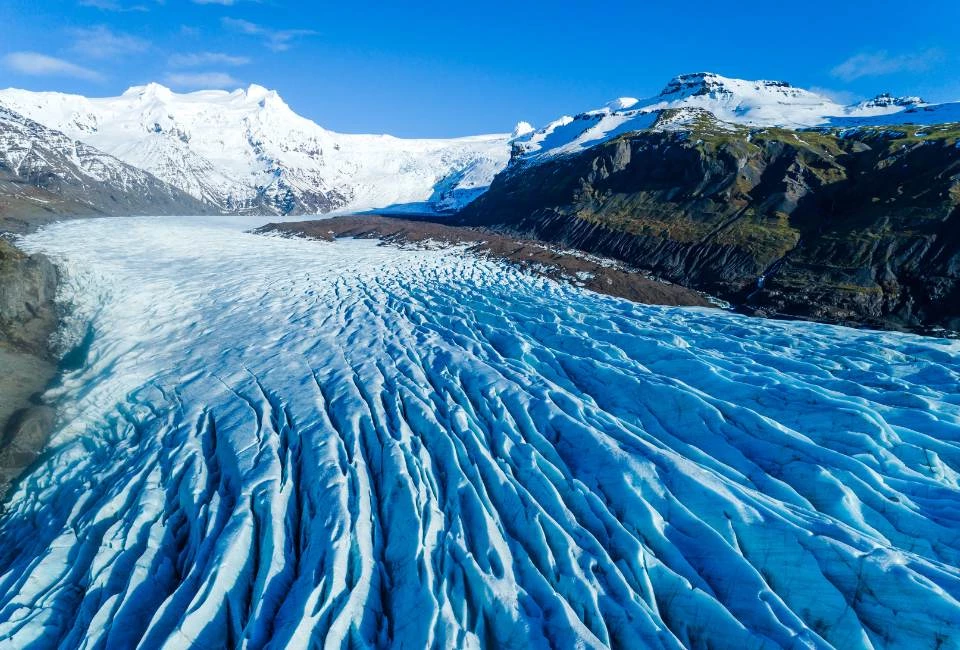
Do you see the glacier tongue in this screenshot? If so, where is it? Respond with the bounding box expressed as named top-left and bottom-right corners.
top-left (3, 217), bottom-right (960, 649)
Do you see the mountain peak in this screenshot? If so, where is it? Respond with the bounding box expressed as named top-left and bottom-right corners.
top-left (240, 83), bottom-right (288, 111)
top-left (658, 72), bottom-right (730, 97)
top-left (0, 82), bottom-right (512, 216)
top-left (511, 121), bottom-right (535, 138)
top-left (244, 84), bottom-right (273, 100)
top-left (658, 72), bottom-right (797, 99)
top-left (856, 93), bottom-right (926, 109)
top-left (119, 83), bottom-right (286, 106)
top-left (122, 82), bottom-right (174, 98)
top-left (605, 97), bottom-right (640, 111)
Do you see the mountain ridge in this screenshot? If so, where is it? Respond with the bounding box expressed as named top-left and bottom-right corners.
top-left (511, 72), bottom-right (960, 163)
top-left (3, 72), bottom-right (959, 220)
top-left (0, 104), bottom-right (215, 232)
top-left (3, 72), bottom-right (960, 333)
top-left (0, 83), bottom-right (513, 216)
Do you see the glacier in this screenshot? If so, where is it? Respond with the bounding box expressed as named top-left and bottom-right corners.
top-left (1, 216), bottom-right (959, 649)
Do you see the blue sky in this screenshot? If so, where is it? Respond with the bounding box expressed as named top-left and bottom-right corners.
top-left (0, 0), bottom-right (957, 137)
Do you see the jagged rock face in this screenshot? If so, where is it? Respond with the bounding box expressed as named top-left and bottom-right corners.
top-left (460, 128), bottom-right (835, 291)
top-left (658, 73), bottom-right (796, 100)
top-left (761, 132), bottom-right (960, 331)
top-left (0, 239), bottom-right (59, 501)
top-left (0, 238), bottom-right (57, 358)
top-left (459, 124), bottom-right (960, 332)
top-left (0, 239), bottom-right (59, 498)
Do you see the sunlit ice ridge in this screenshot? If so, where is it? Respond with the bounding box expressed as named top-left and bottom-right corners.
top-left (1, 216), bottom-right (958, 649)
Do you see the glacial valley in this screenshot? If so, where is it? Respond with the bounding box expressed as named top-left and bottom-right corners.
top-left (0, 216), bottom-right (957, 649)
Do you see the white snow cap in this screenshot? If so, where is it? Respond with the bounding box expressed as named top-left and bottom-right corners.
top-left (605, 97), bottom-right (639, 111)
top-left (244, 83), bottom-right (272, 99)
top-left (511, 121), bottom-right (535, 138)
top-left (1, 72), bottom-right (957, 211)
top-left (510, 71), bottom-right (960, 162)
top-left (122, 82), bottom-right (174, 98)
top-left (0, 82), bottom-right (514, 214)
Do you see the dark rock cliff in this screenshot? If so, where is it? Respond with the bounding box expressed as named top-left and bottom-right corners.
top-left (0, 238), bottom-right (59, 501)
top-left (0, 239), bottom-right (58, 356)
top-left (457, 118), bottom-right (960, 332)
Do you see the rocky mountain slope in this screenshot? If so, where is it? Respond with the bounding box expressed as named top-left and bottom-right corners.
top-left (2, 73), bottom-right (957, 223)
top-left (0, 237), bottom-right (58, 500)
top-left (0, 84), bottom-right (512, 216)
top-left (0, 105), bottom-right (213, 232)
top-left (458, 110), bottom-right (960, 332)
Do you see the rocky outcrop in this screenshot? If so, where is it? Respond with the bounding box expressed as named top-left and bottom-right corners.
top-left (0, 239), bottom-right (57, 354)
top-left (0, 238), bottom-right (59, 501)
top-left (457, 118), bottom-right (960, 333)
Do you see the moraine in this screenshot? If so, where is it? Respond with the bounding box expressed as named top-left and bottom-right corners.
top-left (1, 216), bottom-right (959, 649)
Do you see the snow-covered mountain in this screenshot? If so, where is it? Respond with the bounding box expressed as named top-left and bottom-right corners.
top-left (3, 73), bottom-right (959, 216)
top-left (0, 84), bottom-right (513, 215)
top-left (0, 105), bottom-right (211, 222)
top-left (513, 72), bottom-right (960, 162)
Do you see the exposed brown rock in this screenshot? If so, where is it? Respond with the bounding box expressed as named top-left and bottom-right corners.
top-left (257, 215), bottom-right (713, 308)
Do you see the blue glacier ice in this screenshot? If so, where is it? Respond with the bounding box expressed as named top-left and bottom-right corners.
top-left (1, 216), bottom-right (959, 649)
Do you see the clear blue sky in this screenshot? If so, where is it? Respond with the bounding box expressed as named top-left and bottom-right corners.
top-left (1, 0), bottom-right (957, 137)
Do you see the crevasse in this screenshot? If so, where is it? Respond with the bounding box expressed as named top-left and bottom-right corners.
top-left (1, 217), bottom-right (958, 649)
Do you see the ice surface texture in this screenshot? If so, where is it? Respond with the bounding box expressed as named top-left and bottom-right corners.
top-left (2, 217), bottom-right (959, 649)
